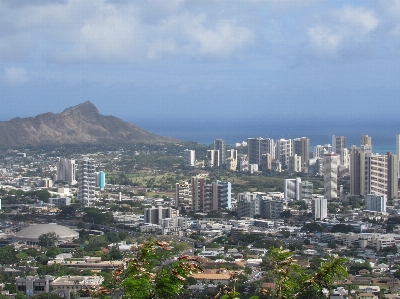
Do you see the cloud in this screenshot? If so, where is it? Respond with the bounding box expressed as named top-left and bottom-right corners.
top-left (308, 5), bottom-right (380, 58)
top-left (2, 67), bottom-right (29, 85)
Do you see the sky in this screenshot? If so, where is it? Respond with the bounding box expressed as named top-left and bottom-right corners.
top-left (1, 0), bottom-right (400, 133)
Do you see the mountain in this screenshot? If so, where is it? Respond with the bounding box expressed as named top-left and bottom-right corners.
top-left (0, 101), bottom-right (176, 147)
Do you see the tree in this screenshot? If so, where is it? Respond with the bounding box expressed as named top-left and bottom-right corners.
top-left (38, 232), bottom-right (58, 247)
top-left (259, 247), bottom-right (348, 299)
top-left (301, 222), bottom-right (323, 233)
top-left (114, 240), bottom-right (203, 299)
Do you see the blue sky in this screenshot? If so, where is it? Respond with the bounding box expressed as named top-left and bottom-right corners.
top-left (1, 0), bottom-right (400, 128)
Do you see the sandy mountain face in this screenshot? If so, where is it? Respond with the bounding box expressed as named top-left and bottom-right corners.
top-left (0, 101), bottom-right (175, 147)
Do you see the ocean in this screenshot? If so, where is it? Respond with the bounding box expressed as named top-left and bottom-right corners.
top-left (135, 117), bottom-right (399, 154)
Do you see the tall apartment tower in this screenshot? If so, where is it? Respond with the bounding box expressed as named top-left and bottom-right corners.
top-left (247, 137), bottom-right (275, 167)
top-left (365, 193), bottom-right (386, 212)
top-left (77, 158), bottom-right (96, 207)
top-left (56, 158), bottom-right (77, 185)
top-left (276, 139), bottom-right (293, 168)
top-left (191, 176), bottom-right (206, 211)
top-left (214, 139), bottom-right (226, 166)
top-left (332, 135), bottom-right (346, 155)
top-left (284, 177), bottom-right (302, 200)
top-left (183, 149), bottom-right (195, 167)
top-left (288, 154), bottom-right (302, 173)
top-left (361, 135), bottom-right (372, 153)
top-left (203, 180), bottom-right (231, 212)
top-left (324, 153), bottom-right (338, 200)
top-left (312, 196), bottom-right (327, 220)
top-left (95, 171), bottom-right (105, 190)
top-left (350, 150), bottom-right (398, 198)
top-left (293, 137), bottom-right (309, 168)
top-left (175, 181), bottom-right (192, 210)
top-left (226, 149), bottom-right (238, 171)
top-left (207, 150), bottom-right (220, 167)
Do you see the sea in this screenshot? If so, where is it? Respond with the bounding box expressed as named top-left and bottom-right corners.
top-left (135, 117), bottom-right (400, 154)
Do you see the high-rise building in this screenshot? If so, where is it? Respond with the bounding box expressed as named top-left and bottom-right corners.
top-left (77, 158), bottom-right (96, 207)
top-left (350, 150), bottom-right (398, 199)
top-left (313, 144), bottom-right (332, 159)
top-left (332, 135), bottom-right (346, 155)
top-left (293, 137), bottom-right (309, 168)
top-left (236, 192), bottom-right (263, 218)
top-left (288, 154), bottom-right (302, 172)
top-left (207, 150), bottom-right (220, 167)
top-left (226, 149), bottom-right (238, 171)
top-left (175, 181), bottom-right (192, 210)
top-left (95, 171), bottom-right (105, 190)
top-left (301, 181), bottom-right (313, 201)
top-left (191, 176), bottom-right (206, 211)
top-left (247, 137), bottom-right (275, 167)
top-left (203, 180), bottom-right (231, 212)
top-left (276, 139), bottom-right (293, 168)
top-left (365, 193), bottom-right (386, 212)
top-left (56, 158), bottom-right (77, 185)
top-left (183, 149), bottom-right (195, 167)
top-left (214, 139), bottom-right (226, 166)
top-left (284, 178), bottom-right (302, 200)
top-left (360, 135), bottom-right (372, 153)
top-left (312, 196), bottom-right (327, 220)
top-left (324, 153), bottom-right (338, 199)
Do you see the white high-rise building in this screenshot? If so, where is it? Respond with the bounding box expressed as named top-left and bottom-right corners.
top-left (288, 154), bottom-right (302, 172)
top-left (77, 158), bottom-right (96, 207)
top-left (314, 144), bottom-right (333, 159)
top-left (324, 153), bottom-right (338, 200)
top-left (276, 139), bottom-right (293, 168)
top-left (312, 196), bottom-right (327, 220)
top-left (175, 181), bottom-right (192, 210)
top-left (332, 135), bottom-right (346, 155)
top-left (183, 149), bottom-right (195, 167)
top-left (57, 158), bottom-right (77, 185)
top-left (365, 193), bottom-right (386, 212)
top-left (284, 177), bottom-right (302, 200)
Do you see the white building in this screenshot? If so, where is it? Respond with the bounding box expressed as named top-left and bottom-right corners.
top-left (284, 178), bottom-right (302, 201)
top-left (56, 158), bottom-right (77, 185)
top-left (77, 158), bottom-right (96, 207)
top-left (288, 154), bottom-right (302, 173)
top-left (275, 139), bottom-right (293, 168)
top-left (365, 193), bottom-right (386, 213)
top-left (312, 196), bottom-right (327, 220)
top-left (175, 181), bottom-right (192, 210)
top-left (184, 149), bottom-right (196, 167)
top-left (324, 153), bottom-right (338, 199)
top-left (314, 144), bottom-right (332, 159)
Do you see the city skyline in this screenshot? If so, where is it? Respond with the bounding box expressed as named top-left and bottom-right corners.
top-left (1, 1), bottom-right (400, 128)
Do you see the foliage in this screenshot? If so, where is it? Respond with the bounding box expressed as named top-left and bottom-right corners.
top-left (37, 263), bottom-right (79, 276)
top-left (83, 208), bottom-right (114, 224)
top-left (38, 232), bottom-right (58, 247)
top-left (330, 224), bottom-right (354, 233)
top-left (348, 261), bottom-right (372, 275)
top-left (0, 245), bottom-right (19, 265)
top-left (114, 240), bottom-right (203, 299)
top-left (301, 222), bottom-right (323, 233)
top-left (45, 247), bottom-right (61, 258)
top-left (30, 293), bottom-right (64, 299)
top-left (260, 247), bottom-right (348, 299)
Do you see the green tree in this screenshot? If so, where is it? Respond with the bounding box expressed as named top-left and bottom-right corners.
top-left (14, 292), bottom-right (27, 299)
top-left (117, 240), bottom-right (203, 299)
top-left (259, 247), bottom-right (348, 299)
top-left (38, 232), bottom-right (58, 247)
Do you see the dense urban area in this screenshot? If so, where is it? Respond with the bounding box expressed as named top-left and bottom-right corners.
top-left (1, 135), bottom-right (400, 299)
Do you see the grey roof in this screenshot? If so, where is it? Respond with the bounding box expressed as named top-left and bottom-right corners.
top-left (15, 223), bottom-right (78, 239)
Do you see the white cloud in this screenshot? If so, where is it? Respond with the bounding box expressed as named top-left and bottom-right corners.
top-left (2, 67), bottom-right (29, 85)
top-left (308, 5), bottom-right (380, 58)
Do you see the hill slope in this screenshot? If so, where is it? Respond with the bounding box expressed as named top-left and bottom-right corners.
top-left (0, 101), bottom-right (175, 147)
